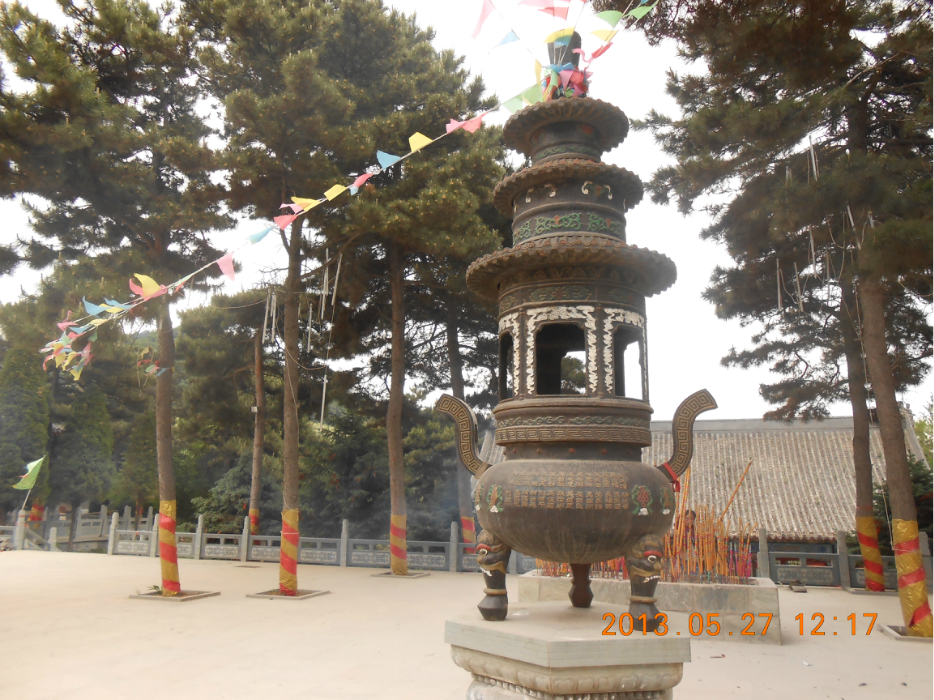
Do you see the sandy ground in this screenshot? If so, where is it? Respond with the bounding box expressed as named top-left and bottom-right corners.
top-left (0, 551), bottom-right (930, 700)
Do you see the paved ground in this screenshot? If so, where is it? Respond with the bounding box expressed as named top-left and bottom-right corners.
top-left (0, 551), bottom-right (930, 699)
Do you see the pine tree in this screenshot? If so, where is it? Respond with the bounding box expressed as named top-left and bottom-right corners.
top-left (189, 0), bottom-right (506, 581)
top-left (634, 0), bottom-right (932, 635)
top-left (0, 347), bottom-right (50, 518)
top-left (0, 0), bottom-right (228, 593)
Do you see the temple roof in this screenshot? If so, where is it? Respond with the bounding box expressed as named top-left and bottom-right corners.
top-left (480, 414), bottom-right (928, 542)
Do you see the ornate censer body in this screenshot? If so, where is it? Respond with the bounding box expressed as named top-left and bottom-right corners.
top-left (436, 62), bottom-right (715, 625)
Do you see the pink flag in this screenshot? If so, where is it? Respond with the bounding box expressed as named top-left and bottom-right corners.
top-left (352, 173), bottom-right (372, 188)
top-left (447, 111), bottom-right (490, 134)
top-left (216, 252), bottom-right (236, 281)
top-left (274, 213), bottom-right (300, 230)
top-left (56, 311), bottom-right (76, 332)
top-left (472, 0), bottom-right (495, 38)
top-left (280, 203), bottom-right (304, 213)
top-left (539, 4), bottom-right (569, 19)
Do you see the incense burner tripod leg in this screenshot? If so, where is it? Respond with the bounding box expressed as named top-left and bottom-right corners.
top-left (476, 529), bottom-right (511, 621)
top-left (625, 533), bottom-right (665, 632)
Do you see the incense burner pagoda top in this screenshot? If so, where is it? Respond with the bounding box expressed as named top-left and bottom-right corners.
top-left (437, 60), bottom-right (716, 623)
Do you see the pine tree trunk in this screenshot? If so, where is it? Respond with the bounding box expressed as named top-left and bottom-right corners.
top-left (840, 282), bottom-right (884, 591)
top-left (446, 310), bottom-right (475, 554)
top-left (249, 330), bottom-right (265, 536)
top-left (859, 274), bottom-right (931, 636)
top-left (279, 220), bottom-right (302, 595)
top-left (387, 241), bottom-right (408, 576)
top-left (156, 301), bottom-right (179, 595)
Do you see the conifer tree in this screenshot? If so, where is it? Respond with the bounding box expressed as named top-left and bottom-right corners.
top-left (190, 0), bottom-right (505, 580)
top-left (0, 0), bottom-right (228, 593)
top-left (634, 0), bottom-right (932, 635)
top-left (0, 347), bottom-right (50, 518)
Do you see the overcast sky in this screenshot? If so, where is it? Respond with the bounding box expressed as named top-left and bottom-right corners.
top-left (0, 0), bottom-right (930, 422)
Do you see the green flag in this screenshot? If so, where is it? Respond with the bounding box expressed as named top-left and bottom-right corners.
top-left (13, 457), bottom-right (45, 490)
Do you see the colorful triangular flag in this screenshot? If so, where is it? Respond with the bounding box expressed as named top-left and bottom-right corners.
top-left (324, 184), bottom-right (348, 200)
top-left (377, 150), bottom-right (402, 169)
top-left (216, 252), bottom-right (235, 281)
top-left (408, 132), bottom-right (434, 152)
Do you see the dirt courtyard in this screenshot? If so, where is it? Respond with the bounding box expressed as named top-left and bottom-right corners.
top-left (0, 551), bottom-right (930, 699)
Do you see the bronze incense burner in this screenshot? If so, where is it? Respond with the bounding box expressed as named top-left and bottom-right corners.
top-left (436, 47), bottom-right (715, 626)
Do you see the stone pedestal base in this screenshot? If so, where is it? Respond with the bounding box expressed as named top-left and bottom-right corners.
top-left (446, 602), bottom-right (689, 699)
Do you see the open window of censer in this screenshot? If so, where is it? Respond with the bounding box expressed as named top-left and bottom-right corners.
top-left (612, 325), bottom-right (646, 401)
top-left (498, 332), bottom-right (514, 400)
top-left (534, 323), bottom-right (586, 396)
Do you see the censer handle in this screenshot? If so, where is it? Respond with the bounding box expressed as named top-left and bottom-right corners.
top-left (433, 394), bottom-right (491, 478)
top-left (661, 389), bottom-right (717, 479)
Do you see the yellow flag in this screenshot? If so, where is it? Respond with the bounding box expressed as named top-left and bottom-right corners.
top-left (534, 60), bottom-right (542, 84)
top-left (323, 185), bottom-right (348, 201)
top-left (291, 196), bottom-right (322, 211)
top-left (134, 273), bottom-right (162, 298)
top-left (592, 29), bottom-right (619, 42)
top-left (89, 318), bottom-right (108, 327)
top-left (408, 132), bottom-right (433, 152)
top-left (544, 28), bottom-right (574, 44)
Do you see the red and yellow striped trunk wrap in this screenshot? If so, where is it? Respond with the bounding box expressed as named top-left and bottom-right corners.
top-left (855, 516), bottom-right (886, 592)
top-left (158, 500), bottom-right (180, 595)
top-left (249, 508), bottom-right (260, 536)
top-left (461, 516), bottom-right (476, 554)
top-left (279, 508), bottom-right (299, 596)
top-left (892, 519), bottom-right (932, 637)
top-left (390, 514), bottom-right (408, 576)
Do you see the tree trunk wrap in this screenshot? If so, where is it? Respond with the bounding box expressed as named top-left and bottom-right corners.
top-left (859, 275), bottom-right (929, 634)
top-left (249, 331), bottom-right (265, 537)
top-left (280, 220), bottom-right (302, 588)
top-left (387, 242), bottom-right (408, 576)
top-left (841, 283), bottom-right (882, 590)
top-left (855, 515), bottom-right (885, 592)
top-left (390, 514), bottom-right (407, 575)
top-left (159, 500), bottom-right (179, 595)
top-left (279, 508), bottom-right (299, 595)
top-left (446, 311), bottom-right (476, 553)
top-left (156, 301), bottom-right (178, 593)
top-left (892, 519), bottom-right (933, 636)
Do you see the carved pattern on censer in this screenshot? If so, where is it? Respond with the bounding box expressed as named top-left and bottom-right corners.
top-left (602, 309), bottom-right (646, 395)
top-left (498, 312), bottom-right (522, 393)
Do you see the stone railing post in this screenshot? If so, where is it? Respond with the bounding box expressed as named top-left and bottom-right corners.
top-left (340, 519), bottom-right (349, 567)
top-left (836, 530), bottom-right (850, 590)
top-left (99, 505), bottom-right (108, 538)
top-left (149, 519), bottom-right (159, 557)
top-left (107, 513), bottom-right (118, 555)
top-left (920, 531), bottom-right (930, 556)
top-left (13, 510), bottom-right (26, 550)
top-left (145, 506), bottom-right (154, 529)
top-left (48, 527), bottom-right (59, 552)
top-left (757, 527), bottom-right (771, 580)
top-left (122, 505), bottom-right (131, 530)
top-left (449, 522), bottom-right (459, 573)
top-left (508, 551), bottom-right (518, 575)
top-left (240, 516), bottom-right (250, 562)
top-left (194, 515), bottom-right (204, 561)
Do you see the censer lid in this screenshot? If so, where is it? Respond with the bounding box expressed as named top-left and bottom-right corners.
top-left (502, 98), bottom-right (630, 158)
